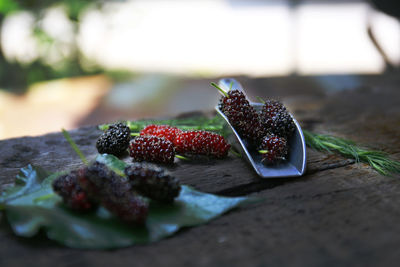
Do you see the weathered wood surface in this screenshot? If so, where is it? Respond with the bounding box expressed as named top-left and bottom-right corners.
top-left (1, 73), bottom-right (400, 267)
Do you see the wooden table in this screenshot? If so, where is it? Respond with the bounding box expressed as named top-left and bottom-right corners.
top-left (1, 73), bottom-right (400, 267)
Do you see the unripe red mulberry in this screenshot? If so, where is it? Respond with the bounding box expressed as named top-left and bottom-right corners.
top-left (174, 130), bottom-right (230, 158)
top-left (129, 136), bottom-right (175, 164)
top-left (140, 124), bottom-right (183, 143)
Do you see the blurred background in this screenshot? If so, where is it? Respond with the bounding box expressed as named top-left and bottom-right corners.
top-left (0, 0), bottom-right (399, 139)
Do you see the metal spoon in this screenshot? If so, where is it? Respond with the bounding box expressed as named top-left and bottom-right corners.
top-left (216, 78), bottom-right (306, 178)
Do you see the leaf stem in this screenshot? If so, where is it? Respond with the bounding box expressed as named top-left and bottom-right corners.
top-left (256, 96), bottom-right (266, 104)
top-left (175, 154), bottom-right (190, 161)
top-left (229, 148), bottom-right (242, 158)
top-left (211, 82), bottom-right (229, 98)
top-left (62, 128), bottom-right (88, 166)
top-left (34, 193), bottom-right (56, 203)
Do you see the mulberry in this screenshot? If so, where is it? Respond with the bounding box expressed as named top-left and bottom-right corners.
top-left (125, 163), bottom-right (181, 203)
top-left (96, 122), bottom-right (131, 156)
top-left (129, 136), bottom-right (175, 164)
top-left (174, 130), bottom-right (230, 158)
top-left (218, 90), bottom-right (265, 144)
top-left (80, 162), bottom-right (149, 224)
top-left (258, 134), bottom-right (289, 165)
top-left (52, 169), bottom-right (95, 211)
top-left (140, 124), bottom-right (183, 143)
top-left (261, 100), bottom-right (295, 138)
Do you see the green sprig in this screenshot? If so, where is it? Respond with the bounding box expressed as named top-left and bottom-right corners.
top-left (62, 128), bottom-right (88, 166)
top-left (303, 130), bottom-right (400, 176)
top-left (211, 82), bottom-right (229, 98)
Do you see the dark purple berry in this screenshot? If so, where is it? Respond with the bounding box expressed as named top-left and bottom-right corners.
top-left (261, 99), bottom-right (295, 139)
top-left (96, 122), bottom-right (131, 156)
top-left (259, 134), bottom-right (289, 165)
top-left (219, 90), bottom-right (265, 144)
top-left (80, 162), bottom-right (149, 224)
top-left (125, 163), bottom-right (181, 203)
top-left (52, 169), bottom-right (96, 211)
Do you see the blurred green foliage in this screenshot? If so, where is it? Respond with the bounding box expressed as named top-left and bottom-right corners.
top-left (0, 0), bottom-right (123, 92)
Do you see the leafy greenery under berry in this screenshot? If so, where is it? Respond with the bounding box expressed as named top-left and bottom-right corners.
top-left (0, 154), bottom-right (250, 249)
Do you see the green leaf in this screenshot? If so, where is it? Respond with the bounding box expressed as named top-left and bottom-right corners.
top-left (0, 154), bottom-right (250, 249)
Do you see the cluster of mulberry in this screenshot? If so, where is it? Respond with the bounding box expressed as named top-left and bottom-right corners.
top-left (216, 85), bottom-right (295, 164)
top-left (96, 123), bottom-right (230, 164)
top-left (52, 161), bottom-right (181, 224)
top-left (134, 125), bottom-right (230, 163)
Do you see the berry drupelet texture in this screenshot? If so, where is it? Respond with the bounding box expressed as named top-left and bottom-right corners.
top-left (52, 169), bottom-right (96, 211)
top-left (261, 99), bottom-right (295, 139)
top-left (80, 162), bottom-right (149, 224)
top-left (140, 125), bottom-right (183, 143)
top-left (258, 134), bottom-right (289, 165)
top-left (219, 90), bottom-right (265, 144)
top-left (129, 136), bottom-right (175, 164)
top-left (125, 163), bottom-right (181, 203)
top-left (174, 130), bottom-right (230, 158)
top-left (96, 122), bottom-right (131, 156)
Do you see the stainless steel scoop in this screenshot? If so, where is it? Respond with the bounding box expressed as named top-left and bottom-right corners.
top-left (216, 78), bottom-right (306, 178)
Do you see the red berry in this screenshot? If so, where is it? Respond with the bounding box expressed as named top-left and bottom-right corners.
top-left (140, 124), bottom-right (183, 143)
top-left (174, 130), bottom-right (230, 158)
top-left (259, 134), bottom-right (289, 165)
top-left (129, 136), bottom-right (175, 164)
top-left (219, 90), bottom-right (265, 143)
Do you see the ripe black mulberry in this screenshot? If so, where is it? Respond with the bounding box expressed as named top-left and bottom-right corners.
top-left (219, 90), bottom-right (265, 144)
top-left (261, 99), bottom-right (295, 139)
top-left (96, 122), bottom-right (131, 156)
top-left (52, 169), bottom-right (96, 211)
top-left (80, 162), bottom-right (149, 224)
top-left (125, 163), bottom-right (181, 203)
top-left (259, 134), bottom-right (289, 165)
